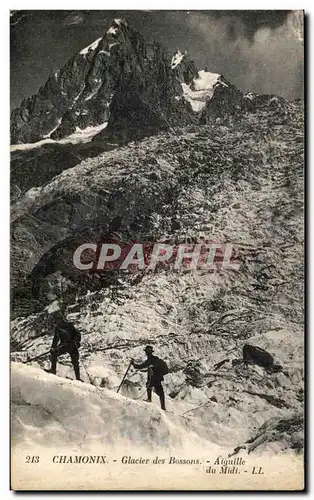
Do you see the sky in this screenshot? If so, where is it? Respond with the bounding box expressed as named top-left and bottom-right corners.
top-left (10, 10), bottom-right (304, 109)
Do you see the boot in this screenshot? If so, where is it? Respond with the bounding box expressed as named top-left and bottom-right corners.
top-left (44, 369), bottom-right (56, 375)
top-left (159, 390), bottom-right (166, 411)
top-left (49, 353), bottom-right (57, 374)
top-left (145, 387), bottom-right (152, 402)
top-left (73, 364), bottom-right (81, 381)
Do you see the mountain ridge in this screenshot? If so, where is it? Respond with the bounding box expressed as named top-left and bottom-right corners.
top-left (10, 17), bottom-right (282, 146)
top-left (11, 18), bottom-right (194, 143)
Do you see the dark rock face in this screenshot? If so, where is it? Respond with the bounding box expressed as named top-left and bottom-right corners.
top-left (11, 48), bottom-right (96, 143)
top-left (10, 141), bottom-right (107, 199)
top-left (200, 76), bottom-right (244, 124)
top-left (242, 344), bottom-right (282, 372)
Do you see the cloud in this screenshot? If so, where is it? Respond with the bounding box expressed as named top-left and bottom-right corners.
top-left (185, 11), bottom-right (303, 99)
top-left (64, 13), bottom-right (85, 26)
top-left (288, 10), bottom-right (304, 42)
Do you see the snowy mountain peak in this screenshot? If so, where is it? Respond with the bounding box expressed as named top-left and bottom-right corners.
top-left (81, 19), bottom-right (129, 57)
top-left (179, 70), bottom-right (225, 112)
top-left (113, 18), bottom-right (126, 27)
top-left (10, 19), bottom-right (244, 145)
top-left (105, 18), bottom-right (130, 44)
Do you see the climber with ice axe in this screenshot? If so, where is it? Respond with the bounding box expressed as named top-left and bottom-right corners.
top-left (131, 346), bottom-right (168, 410)
top-left (117, 347), bottom-right (167, 410)
top-left (116, 360), bottom-right (133, 394)
top-left (44, 307), bottom-right (82, 381)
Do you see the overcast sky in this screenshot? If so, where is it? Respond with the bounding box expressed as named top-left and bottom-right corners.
top-left (10, 10), bottom-right (304, 109)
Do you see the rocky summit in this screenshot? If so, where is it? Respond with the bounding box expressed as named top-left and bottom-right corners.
top-left (11, 18), bottom-right (194, 144)
top-left (10, 18), bottom-right (304, 464)
top-left (11, 18), bottom-right (275, 147)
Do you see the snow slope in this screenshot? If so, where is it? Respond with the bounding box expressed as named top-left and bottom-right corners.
top-left (11, 362), bottom-right (304, 490)
top-left (11, 362), bottom-right (219, 453)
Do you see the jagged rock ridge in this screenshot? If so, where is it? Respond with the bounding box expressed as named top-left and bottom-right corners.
top-left (11, 19), bottom-right (193, 143)
top-left (11, 18), bottom-right (260, 145)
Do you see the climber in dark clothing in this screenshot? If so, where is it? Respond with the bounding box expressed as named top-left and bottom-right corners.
top-left (131, 346), bottom-right (166, 410)
top-left (46, 311), bottom-right (81, 381)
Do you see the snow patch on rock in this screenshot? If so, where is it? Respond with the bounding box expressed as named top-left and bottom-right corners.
top-left (10, 122), bottom-right (108, 151)
top-left (66, 122), bottom-right (108, 143)
top-left (180, 71), bottom-right (222, 112)
top-left (80, 37), bottom-right (102, 55)
top-left (244, 92), bottom-right (254, 101)
top-left (42, 119), bottom-right (62, 138)
top-left (171, 50), bottom-right (186, 69)
top-left (193, 70), bottom-right (221, 91)
top-left (107, 26), bottom-right (118, 36)
top-left (85, 89), bottom-right (98, 102)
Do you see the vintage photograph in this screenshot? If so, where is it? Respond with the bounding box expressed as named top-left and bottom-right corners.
top-left (10, 10), bottom-right (304, 490)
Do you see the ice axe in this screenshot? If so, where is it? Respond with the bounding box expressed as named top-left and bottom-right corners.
top-left (117, 360), bottom-right (132, 393)
top-left (23, 350), bottom-right (51, 364)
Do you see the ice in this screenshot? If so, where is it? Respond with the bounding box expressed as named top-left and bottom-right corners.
top-left (181, 83), bottom-right (212, 112)
top-left (11, 138), bottom-right (56, 151)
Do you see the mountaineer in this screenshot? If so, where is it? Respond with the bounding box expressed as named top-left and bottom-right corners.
top-left (45, 309), bottom-right (82, 381)
top-left (131, 346), bottom-right (168, 410)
